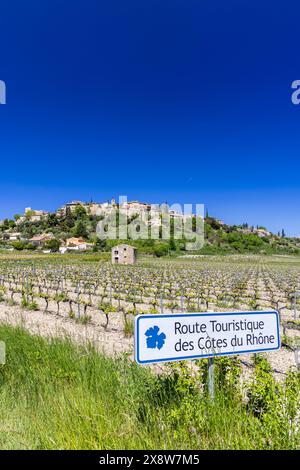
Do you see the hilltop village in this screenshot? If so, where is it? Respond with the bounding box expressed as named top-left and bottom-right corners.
top-left (0, 198), bottom-right (299, 256)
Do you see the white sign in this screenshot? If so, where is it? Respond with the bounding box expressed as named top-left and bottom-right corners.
top-left (135, 311), bottom-right (280, 365)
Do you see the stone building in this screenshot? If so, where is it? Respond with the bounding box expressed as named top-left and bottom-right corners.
top-left (29, 233), bottom-right (54, 247)
top-left (111, 244), bottom-right (137, 265)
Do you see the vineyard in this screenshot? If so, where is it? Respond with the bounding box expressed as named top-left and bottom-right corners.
top-left (2, 254), bottom-right (300, 317)
top-left (0, 253), bottom-right (299, 449)
top-left (0, 253), bottom-right (299, 372)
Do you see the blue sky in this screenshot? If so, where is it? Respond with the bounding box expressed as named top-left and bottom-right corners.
top-left (0, 1), bottom-right (300, 235)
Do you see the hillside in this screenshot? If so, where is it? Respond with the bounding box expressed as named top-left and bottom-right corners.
top-left (0, 201), bottom-right (299, 256)
top-left (201, 217), bottom-right (300, 255)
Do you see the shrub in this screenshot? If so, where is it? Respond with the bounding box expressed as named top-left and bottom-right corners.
top-left (11, 241), bottom-right (26, 251)
top-left (44, 239), bottom-right (60, 252)
top-left (153, 243), bottom-right (169, 257)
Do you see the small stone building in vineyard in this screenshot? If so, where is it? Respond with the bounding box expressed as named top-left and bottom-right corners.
top-left (111, 244), bottom-right (137, 265)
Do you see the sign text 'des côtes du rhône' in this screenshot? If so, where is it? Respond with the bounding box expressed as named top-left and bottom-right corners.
top-left (135, 311), bottom-right (280, 365)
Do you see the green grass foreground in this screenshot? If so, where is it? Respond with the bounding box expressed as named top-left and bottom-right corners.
top-left (0, 324), bottom-right (299, 450)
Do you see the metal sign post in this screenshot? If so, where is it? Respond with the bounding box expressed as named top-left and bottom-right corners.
top-left (208, 357), bottom-right (215, 400)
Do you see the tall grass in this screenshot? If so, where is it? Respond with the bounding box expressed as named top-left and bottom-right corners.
top-left (0, 324), bottom-right (298, 449)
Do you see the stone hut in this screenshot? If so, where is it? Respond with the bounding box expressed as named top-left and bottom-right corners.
top-left (111, 244), bottom-right (137, 265)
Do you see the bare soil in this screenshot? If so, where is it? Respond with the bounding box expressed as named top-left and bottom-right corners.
top-left (0, 302), bottom-right (298, 381)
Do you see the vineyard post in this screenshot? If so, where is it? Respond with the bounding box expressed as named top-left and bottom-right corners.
top-left (160, 293), bottom-right (164, 314)
top-left (77, 298), bottom-right (80, 318)
top-left (208, 357), bottom-right (215, 400)
top-left (295, 349), bottom-right (299, 370)
top-left (180, 295), bottom-right (184, 312)
top-left (26, 274), bottom-right (29, 303)
top-left (76, 283), bottom-right (81, 319)
top-left (292, 291), bottom-right (300, 320)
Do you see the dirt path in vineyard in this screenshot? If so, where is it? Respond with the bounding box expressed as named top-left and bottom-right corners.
top-left (0, 303), bottom-right (133, 357)
top-left (0, 303), bottom-right (298, 381)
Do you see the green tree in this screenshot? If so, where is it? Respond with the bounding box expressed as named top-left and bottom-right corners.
top-left (3, 219), bottom-right (16, 229)
top-left (74, 205), bottom-right (87, 220)
top-left (44, 239), bottom-right (60, 252)
top-left (47, 213), bottom-right (58, 227)
top-left (25, 209), bottom-right (35, 218)
top-left (169, 237), bottom-right (176, 251)
top-left (25, 243), bottom-right (36, 251)
top-left (11, 241), bottom-right (26, 251)
top-left (64, 207), bottom-right (75, 228)
top-left (73, 220), bottom-right (88, 238)
top-left (95, 238), bottom-right (107, 251)
top-left (154, 243), bottom-right (169, 257)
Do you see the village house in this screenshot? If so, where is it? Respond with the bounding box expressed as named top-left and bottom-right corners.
top-left (239, 227), bottom-right (271, 238)
top-left (111, 244), bottom-right (137, 265)
top-left (29, 233), bottom-right (54, 247)
top-left (1, 232), bottom-right (23, 242)
top-left (16, 208), bottom-right (49, 225)
top-left (59, 237), bottom-right (93, 253)
top-left (119, 200), bottom-right (160, 224)
top-left (56, 201), bottom-right (86, 217)
top-left (15, 217), bottom-right (26, 225)
top-left (256, 228), bottom-right (271, 238)
top-left (87, 202), bottom-right (105, 216)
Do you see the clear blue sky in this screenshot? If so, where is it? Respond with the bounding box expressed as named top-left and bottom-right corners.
top-left (0, 1), bottom-right (300, 235)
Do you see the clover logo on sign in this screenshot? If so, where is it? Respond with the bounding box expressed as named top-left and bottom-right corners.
top-left (145, 326), bottom-right (166, 350)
